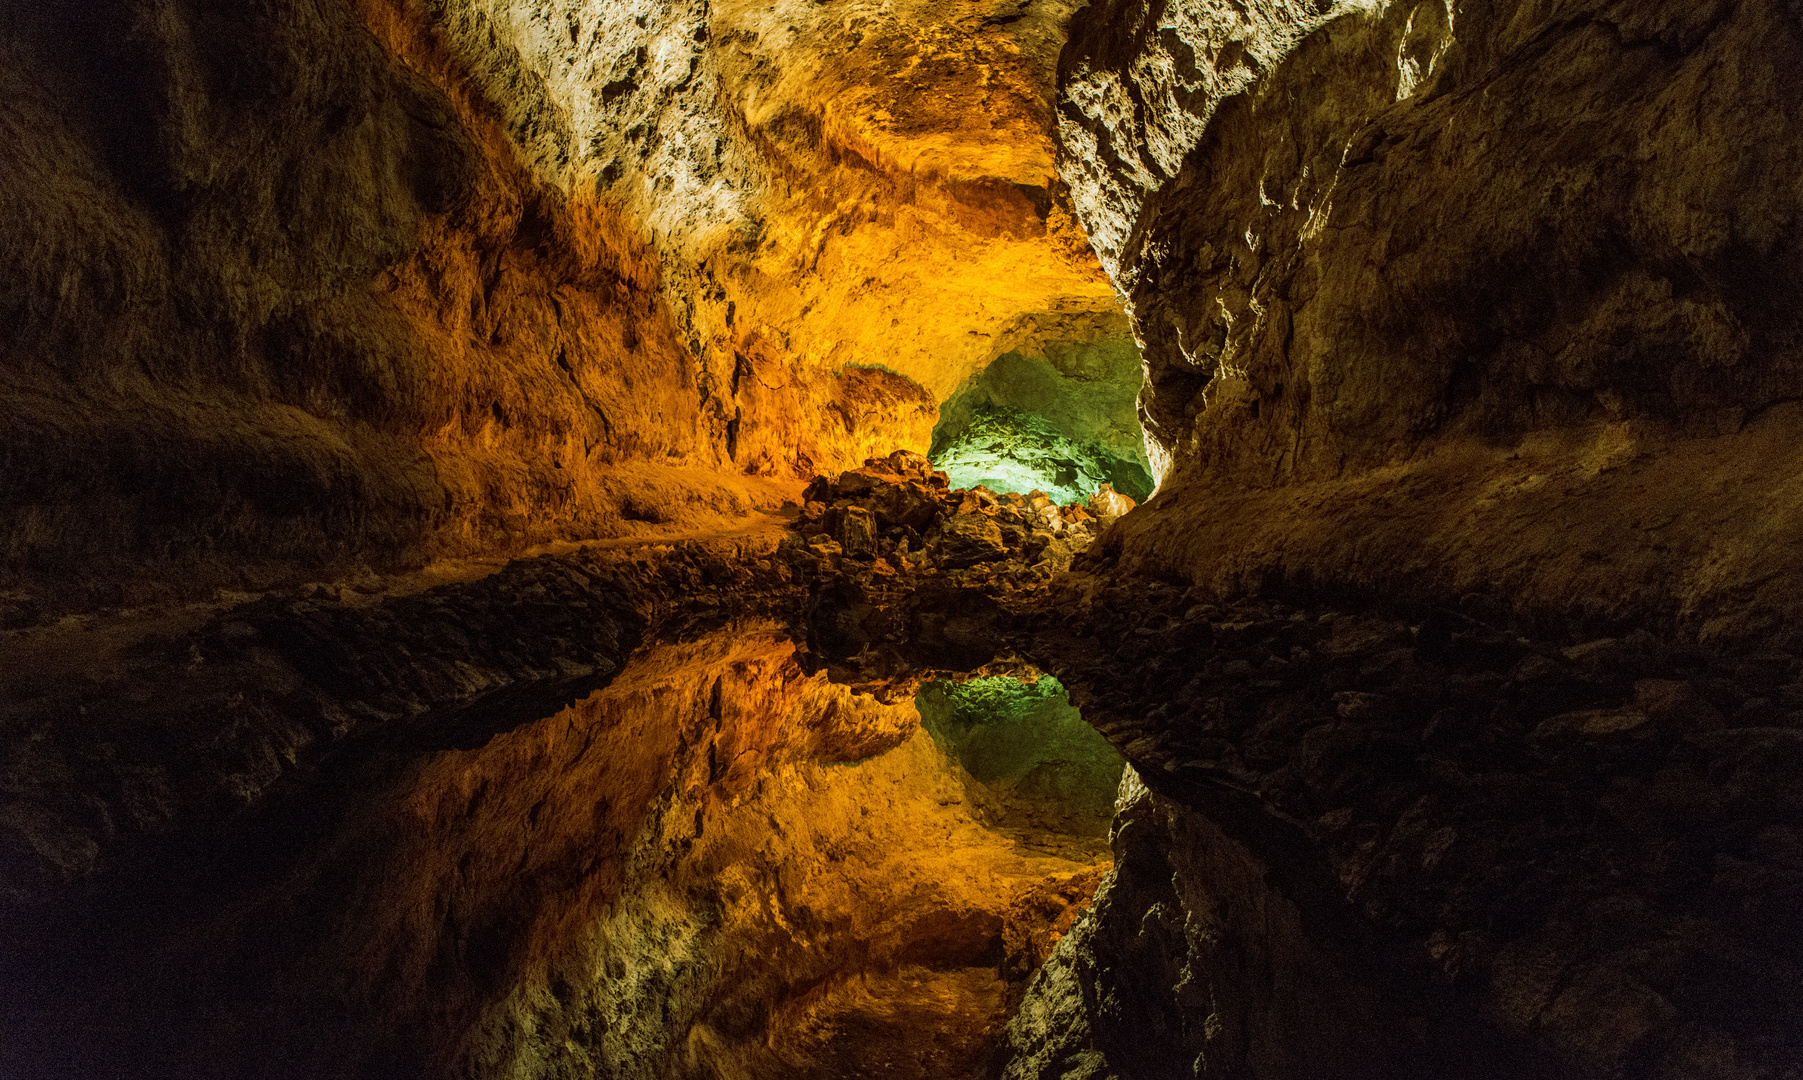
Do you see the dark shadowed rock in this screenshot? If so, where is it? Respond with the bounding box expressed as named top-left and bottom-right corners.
top-left (932, 512), bottom-right (1011, 570)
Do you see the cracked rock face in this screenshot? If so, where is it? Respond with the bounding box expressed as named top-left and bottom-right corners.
top-left (1058, 0), bottom-right (1803, 638)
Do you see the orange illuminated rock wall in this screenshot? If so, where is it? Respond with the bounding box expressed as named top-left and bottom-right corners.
top-left (0, 0), bottom-right (1118, 618)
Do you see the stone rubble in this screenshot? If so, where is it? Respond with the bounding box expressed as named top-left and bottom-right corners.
top-left (796, 450), bottom-right (1123, 579)
top-left (785, 451), bottom-right (1133, 700)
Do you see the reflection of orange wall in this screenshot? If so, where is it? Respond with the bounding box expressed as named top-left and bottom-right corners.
top-left (312, 628), bottom-right (870, 1073)
top-left (283, 624), bottom-right (1102, 1075)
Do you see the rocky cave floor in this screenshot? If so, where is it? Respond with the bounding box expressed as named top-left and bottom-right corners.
top-left (3, 451), bottom-right (1801, 1079)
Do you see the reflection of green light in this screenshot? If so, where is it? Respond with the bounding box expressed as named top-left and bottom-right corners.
top-left (916, 675), bottom-right (1126, 824)
top-left (930, 405), bottom-right (1153, 505)
top-left (936, 674), bottom-right (1071, 726)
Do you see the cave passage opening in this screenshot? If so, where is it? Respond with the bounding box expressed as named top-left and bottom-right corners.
top-left (928, 327), bottom-right (1155, 507)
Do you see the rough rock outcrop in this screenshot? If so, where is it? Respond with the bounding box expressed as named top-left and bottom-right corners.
top-left (931, 307), bottom-right (1153, 501)
top-left (791, 452), bottom-right (1111, 698)
top-left (1059, 0), bottom-right (1803, 639)
top-left (2, 0), bottom-right (771, 612)
top-left (1002, 576), bottom-right (1803, 1079)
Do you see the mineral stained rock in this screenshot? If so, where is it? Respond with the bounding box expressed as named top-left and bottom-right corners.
top-left (1058, 0), bottom-right (1803, 641)
top-left (0, 0), bottom-right (1120, 617)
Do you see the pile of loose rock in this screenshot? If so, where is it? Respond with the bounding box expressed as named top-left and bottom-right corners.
top-left (790, 450), bottom-right (1132, 579)
top-left (782, 452), bottom-right (1136, 698)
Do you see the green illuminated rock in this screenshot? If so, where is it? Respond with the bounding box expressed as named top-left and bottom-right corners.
top-left (931, 317), bottom-right (1154, 505)
top-left (917, 675), bottom-right (1126, 830)
top-left (931, 406), bottom-right (1154, 507)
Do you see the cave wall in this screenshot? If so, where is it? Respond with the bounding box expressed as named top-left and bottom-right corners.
top-left (1006, 577), bottom-right (1803, 1080)
top-left (1060, 0), bottom-right (1803, 642)
top-left (1, 0), bottom-right (731, 610)
top-left (0, 0), bottom-right (1122, 618)
top-left (1013, 4), bottom-right (1803, 1075)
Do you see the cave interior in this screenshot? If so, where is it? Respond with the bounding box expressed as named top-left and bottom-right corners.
top-left (3, 1), bottom-right (1803, 1079)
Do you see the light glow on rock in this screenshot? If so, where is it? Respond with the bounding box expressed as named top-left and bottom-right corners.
top-left (931, 405), bottom-right (1153, 506)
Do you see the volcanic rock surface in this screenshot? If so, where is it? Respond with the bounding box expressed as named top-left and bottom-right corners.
top-left (1059, 0), bottom-right (1803, 641)
top-left (6, 0), bottom-right (1803, 1078)
top-left (0, 0), bottom-right (1119, 619)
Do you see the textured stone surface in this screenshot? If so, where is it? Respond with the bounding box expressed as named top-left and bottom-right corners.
top-left (1058, 0), bottom-right (1803, 638)
top-left (931, 308), bottom-right (1152, 498)
top-left (365, 0), bottom-right (1128, 482)
top-left (1002, 575), bottom-right (1803, 1079)
top-left (1, 0), bottom-right (790, 612)
top-left (0, 0), bottom-right (1123, 620)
